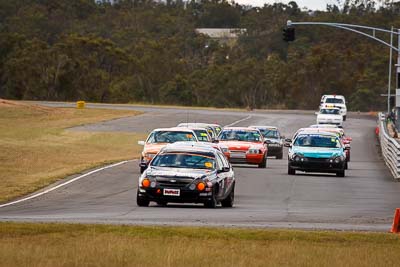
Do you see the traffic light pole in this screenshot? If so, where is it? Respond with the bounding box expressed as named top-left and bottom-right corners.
top-left (287, 21), bottom-right (400, 129)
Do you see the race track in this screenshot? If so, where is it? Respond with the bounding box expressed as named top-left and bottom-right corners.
top-left (1, 102), bottom-right (399, 231)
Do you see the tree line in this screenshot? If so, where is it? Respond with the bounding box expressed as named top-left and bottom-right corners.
top-left (0, 0), bottom-right (399, 111)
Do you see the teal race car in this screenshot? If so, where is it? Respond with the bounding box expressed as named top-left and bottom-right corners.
top-left (287, 131), bottom-right (348, 177)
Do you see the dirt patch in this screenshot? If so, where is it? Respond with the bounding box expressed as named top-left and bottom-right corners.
top-left (0, 99), bottom-right (57, 113)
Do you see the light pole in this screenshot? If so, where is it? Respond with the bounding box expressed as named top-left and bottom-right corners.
top-left (286, 21), bottom-right (400, 128)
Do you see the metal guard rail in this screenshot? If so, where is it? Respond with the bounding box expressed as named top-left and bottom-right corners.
top-left (378, 112), bottom-right (400, 180)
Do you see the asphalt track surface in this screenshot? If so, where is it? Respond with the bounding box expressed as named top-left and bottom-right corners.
top-left (1, 102), bottom-right (399, 231)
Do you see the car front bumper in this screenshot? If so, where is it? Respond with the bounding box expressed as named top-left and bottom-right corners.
top-left (267, 145), bottom-right (283, 156)
top-left (289, 158), bottom-right (345, 173)
top-left (137, 187), bottom-right (215, 203)
top-left (229, 153), bottom-right (265, 164)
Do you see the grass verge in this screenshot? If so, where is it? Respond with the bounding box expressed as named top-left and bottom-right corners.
top-left (0, 100), bottom-right (146, 203)
top-left (0, 222), bottom-right (399, 267)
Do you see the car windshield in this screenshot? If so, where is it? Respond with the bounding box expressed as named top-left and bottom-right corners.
top-left (258, 129), bottom-right (279, 139)
top-left (294, 134), bottom-right (341, 148)
top-left (194, 130), bottom-right (209, 142)
top-left (219, 130), bottom-right (262, 142)
top-left (320, 109), bottom-right (340, 115)
top-left (147, 131), bottom-right (197, 143)
top-left (151, 152), bottom-right (215, 169)
top-left (325, 98), bottom-right (344, 104)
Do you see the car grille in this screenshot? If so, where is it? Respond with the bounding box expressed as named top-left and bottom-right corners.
top-left (156, 177), bottom-right (194, 188)
top-left (305, 157), bottom-right (329, 162)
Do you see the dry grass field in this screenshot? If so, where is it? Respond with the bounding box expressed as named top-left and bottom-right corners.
top-left (0, 99), bottom-right (145, 202)
top-left (0, 222), bottom-right (399, 267)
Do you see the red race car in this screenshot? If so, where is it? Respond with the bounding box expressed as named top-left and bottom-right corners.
top-left (216, 127), bottom-right (268, 168)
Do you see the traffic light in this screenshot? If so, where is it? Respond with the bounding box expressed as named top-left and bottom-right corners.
top-left (283, 27), bottom-right (295, 42)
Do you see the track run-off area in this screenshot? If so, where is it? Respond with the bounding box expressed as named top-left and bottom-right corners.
top-left (1, 102), bottom-right (399, 231)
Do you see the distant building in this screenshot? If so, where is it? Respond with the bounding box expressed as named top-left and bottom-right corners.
top-left (195, 28), bottom-right (246, 45)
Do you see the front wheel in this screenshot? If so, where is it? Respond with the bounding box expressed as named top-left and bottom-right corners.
top-left (336, 170), bottom-right (345, 177)
top-left (258, 155), bottom-right (267, 168)
top-left (204, 187), bottom-right (218, 208)
top-left (136, 192), bottom-right (150, 207)
top-left (221, 185), bottom-right (235, 208)
top-left (343, 115), bottom-right (347, 121)
top-left (288, 165), bottom-right (295, 175)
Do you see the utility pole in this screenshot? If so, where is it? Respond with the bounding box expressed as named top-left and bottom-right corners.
top-left (388, 27), bottom-right (393, 114)
top-left (286, 21), bottom-right (400, 129)
top-left (396, 28), bottom-right (400, 129)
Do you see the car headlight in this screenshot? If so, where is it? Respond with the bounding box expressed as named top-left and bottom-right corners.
top-left (248, 148), bottom-right (261, 154)
top-left (292, 153), bottom-right (304, 161)
top-left (221, 147), bottom-right (229, 153)
top-left (330, 156), bottom-right (343, 163)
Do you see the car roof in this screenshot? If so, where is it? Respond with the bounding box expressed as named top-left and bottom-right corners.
top-left (309, 124), bottom-right (339, 128)
top-left (222, 127), bottom-right (260, 131)
top-left (180, 126), bottom-right (209, 131)
top-left (152, 127), bottom-right (196, 132)
top-left (249, 125), bottom-right (278, 130)
top-left (177, 123), bottom-right (212, 127)
top-left (295, 130), bottom-right (338, 137)
top-left (322, 94), bottom-right (345, 99)
top-left (162, 142), bottom-right (219, 154)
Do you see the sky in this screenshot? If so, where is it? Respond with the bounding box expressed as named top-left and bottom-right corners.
top-left (234, 0), bottom-right (338, 11)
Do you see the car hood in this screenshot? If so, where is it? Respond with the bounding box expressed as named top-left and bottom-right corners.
top-left (292, 146), bottom-right (343, 158)
top-left (218, 141), bottom-right (263, 150)
top-left (143, 143), bottom-right (168, 154)
top-left (145, 166), bottom-right (212, 179)
top-left (264, 138), bottom-right (281, 144)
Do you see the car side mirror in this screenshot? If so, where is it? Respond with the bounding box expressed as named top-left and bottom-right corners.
top-left (218, 167), bottom-right (230, 173)
top-left (139, 162), bottom-right (148, 168)
top-left (285, 138), bottom-right (292, 143)
top-left (138, 141), bottom-right (145, 146)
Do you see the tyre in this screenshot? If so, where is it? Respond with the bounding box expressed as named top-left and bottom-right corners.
top-left (288, 165), bottom-right (295, 175)
top-left (343, 115), bottom-right (347, 121)
top-left (136, 193), bottom-right (150, 207)
top-left (258, 155), bottom-right (267, 168)
top-left (276, 151), bottom-right (283, 159)
top-left (156, 201), bottom-right (168, 206)
top-left (336, 169), bottom-right (345, 177)
top-left (344, 161), bottom-right (348, 170)
top-left (204, 187), bottom-right (218, 208)
top-left (221, 184), bottom-right (235, 208)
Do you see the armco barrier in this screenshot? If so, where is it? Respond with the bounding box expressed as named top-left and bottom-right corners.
top-left (378, 112), bottom-right (400, 180)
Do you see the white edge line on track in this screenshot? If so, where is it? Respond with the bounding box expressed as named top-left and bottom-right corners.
top-left (0, 160), bottom-right (133, 209)
top-left (0, 114), bottom-right (252, 209)
top-left (224, 115), bottom-right (252, 127)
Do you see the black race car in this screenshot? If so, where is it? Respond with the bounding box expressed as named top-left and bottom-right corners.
top-left (136, 142), bottom-right (235, 208)
top-left (249, 126), bottom-right (284, 159)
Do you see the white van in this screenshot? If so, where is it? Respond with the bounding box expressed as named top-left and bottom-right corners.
top-left (320, 95), bottom-right (347, 121)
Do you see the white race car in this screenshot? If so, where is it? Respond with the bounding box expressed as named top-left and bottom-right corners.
top-left (316, 108), bottom-right (343, 126)
top-left (320, 95), bottom-right (347, 121)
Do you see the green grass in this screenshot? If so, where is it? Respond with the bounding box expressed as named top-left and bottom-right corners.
top-left (0, 100), bottom-right (145, 203)
top-left (0, 222), bottom-right (399, 267)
